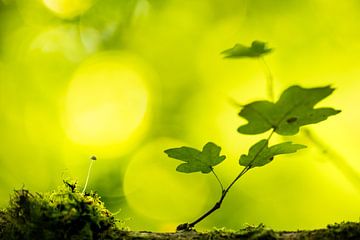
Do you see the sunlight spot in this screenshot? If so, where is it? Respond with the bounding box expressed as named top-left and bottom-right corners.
top-left (30, 24), bottom-right (86, 62)
top-left (42, 0), bottom-right (93, 19)
top-left (64, 52), bottom-right (150, 157)
top-left (123, 138), bottom-right (212, 222)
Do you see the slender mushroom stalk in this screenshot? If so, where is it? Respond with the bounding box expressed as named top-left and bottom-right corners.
top-left (82, 156), bottom-right (97, 194)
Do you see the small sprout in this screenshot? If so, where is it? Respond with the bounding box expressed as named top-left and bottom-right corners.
top-left (164, 40), bottom-right (341, 231)
top-left (82, 156), bottom-right (97, 194)
top-left (165, 85), bottom-right (339, 231)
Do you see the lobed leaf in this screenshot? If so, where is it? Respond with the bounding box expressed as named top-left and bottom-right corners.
top-left (238, 85), bottom-right (341, 135)
top-left (239, 139), bottom-right (306, 168)
top-left (222, 40), bottom-right (272, 58)
top-left (164, 142), bottom-right (226, 174)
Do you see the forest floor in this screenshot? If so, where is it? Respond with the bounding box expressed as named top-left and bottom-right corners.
top-left (107, 222), bottom-right (360, 240)
top-left (0, 182), bottom-right (359, 239)
top-left (1, 216), bottom-right (360, 240)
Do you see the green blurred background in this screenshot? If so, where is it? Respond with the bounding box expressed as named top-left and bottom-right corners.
top-left (1, 0), bottom-right (360, 232)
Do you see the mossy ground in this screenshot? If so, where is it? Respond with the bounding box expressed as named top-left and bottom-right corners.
top-left (0, 182), bottom-right (359, 239)
top-left (0, 180), bottom-right (119, 239)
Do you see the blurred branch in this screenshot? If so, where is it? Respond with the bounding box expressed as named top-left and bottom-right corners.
top-left (257, 54), bottom-right (359, 191)
top-left (303, 128), bottom-right (360, 192)
top-left (259, 56), bottom-right (274, 101)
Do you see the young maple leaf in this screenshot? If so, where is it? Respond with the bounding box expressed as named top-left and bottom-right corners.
top-left (222, 40), bottom-right (272, 58)
top-left (238, 85), bottom-right (341, 135)
top-left (164, 142), bottom-right (226, 173)
top-left (239, 139), bottom-right (306, 168)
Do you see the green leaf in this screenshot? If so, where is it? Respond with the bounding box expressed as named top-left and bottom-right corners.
top-left (238, 85), bottom-right (341, 135)
top-left (222, 40), bottom-right (272, 58)
top-left (164, 142), bottom-right (226, 174)
top-left (239, 139), bottom-right (306, 168)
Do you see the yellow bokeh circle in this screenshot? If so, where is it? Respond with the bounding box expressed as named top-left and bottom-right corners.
top-left (42, 0), bottom-right (93, 19)
top-left (64, 52), bottom-right (151, 156)
top-left (123, 138), bottom-right (212, 222)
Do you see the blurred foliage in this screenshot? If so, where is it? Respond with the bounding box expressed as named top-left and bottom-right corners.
top-left (0, 0), bottom-right (360, 232)
top-left (222, 40), bottom-right (272, 58)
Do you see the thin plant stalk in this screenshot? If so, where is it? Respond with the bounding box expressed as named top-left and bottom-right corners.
top-left (303, 129), bottom-right (360, 191)
top-left (179, 130), bottom-right (275, 231)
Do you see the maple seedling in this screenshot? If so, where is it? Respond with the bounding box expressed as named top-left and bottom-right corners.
top-left (165, 84), bottom-right (340, 230)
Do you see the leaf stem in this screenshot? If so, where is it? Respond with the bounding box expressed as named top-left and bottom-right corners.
top-left (211, 169), bottom-right (224, 192)
top-left (178, 130), bottom-right (275, 231)
top-left (242, 129), bottom-right (275, 169)
top-left (228, 98), bottom-right (244, 108)
top-left (267, 129), bottom-right (275, 141)
top-left (259, 57), bottom-right (274, 101)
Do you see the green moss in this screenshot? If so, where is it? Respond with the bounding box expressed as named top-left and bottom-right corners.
top-left (293, 221), bottom-right (360, 240)
top-left (204, 224), bottom-right (278, 240)
top-left (0, 180), bottom-right (118, 240)
top-left (237, 224), bottom-right (278, 240)
top-left (325, 222), bottom-right (360, 239)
